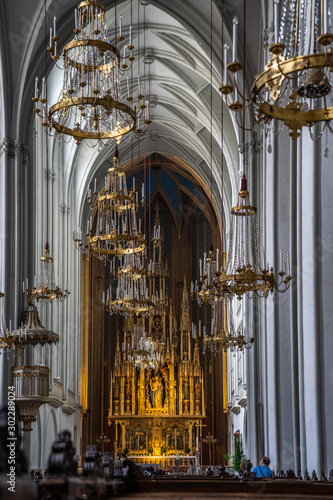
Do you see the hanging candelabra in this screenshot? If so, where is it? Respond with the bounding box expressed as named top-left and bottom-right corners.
top-left (32, 0), bottom-right (151, 145)
top-left (23, 243), bottom-right (70, 303)
top-left (191, 247), bottom-right (235, 305)
top-left (222, 1), bottom-right (333, 141)
top-left (191, 247), bottom-right (219, 305)
top-left (102, 249), bottom-right (154, 317)
top-left (0, 295), bottom-right (18, 357)
top-left (102, 268), bottom-right (154, 317)
top-left (202, 298), bottom-right (254, 353)
top-left (213, 175), bottom-right (292, 300)
top-left (127, 324), bottom-right (163, 369)
top-left (73, 145), bottom-right (146, 260)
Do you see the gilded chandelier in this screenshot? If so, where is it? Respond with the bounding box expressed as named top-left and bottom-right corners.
top-left (213, 175), bottom-right (292, 300)
top-left (127, 325), bottom-right (163, 369)
top-left (73, 146), bottom-right (146, 260)
top-left (23, 243), bottom-right (70, 303)
top-left (223, 0), bottom-right (333, 140)
top-left (0, 295), bottom-right (17, 356)
top-left (102, 252), bottom-right (154, 317)
top-left (33, 0), bottom-right (151, 145)
top-left (191, 246), bottom-right (221, 305)
top-left (202, 298), bottom-right (254, 353)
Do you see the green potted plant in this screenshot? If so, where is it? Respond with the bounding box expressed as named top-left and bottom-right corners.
top-left (224, 452), bottom-right (230, 465)
top-left (231, 437), bottom-right (245, 472)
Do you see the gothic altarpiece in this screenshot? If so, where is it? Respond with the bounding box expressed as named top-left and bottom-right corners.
top-left (108, 210), bottom-right (205, 459)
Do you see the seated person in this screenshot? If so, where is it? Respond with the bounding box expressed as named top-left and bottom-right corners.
top-left (252, 456), bottom-right (273, 478)
top-left (119, 452), bottom-right (145, 479)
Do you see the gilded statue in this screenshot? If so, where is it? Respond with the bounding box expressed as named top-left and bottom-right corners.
top-left (183, 378), bottom-right (190, 400)
top-left (149, 374), bottom-right (164, 408)
top-left (113, 380), bottom-right (120, 401)
top-left (195, 380), bottom-right (201, 401)
top-left (125, 379), bottom-right (131, 401)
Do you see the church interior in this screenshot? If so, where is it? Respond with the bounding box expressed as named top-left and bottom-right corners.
top-left (1, 0), bottom-right (333, 497)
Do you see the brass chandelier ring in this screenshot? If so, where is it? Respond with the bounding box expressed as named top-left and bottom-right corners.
top-left (252, 52), bottom-right (333, 95)
top-left (49, 96), bottom-right (137, 140)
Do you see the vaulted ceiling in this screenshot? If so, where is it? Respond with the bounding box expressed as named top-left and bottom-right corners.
top-left (0, 0), bottom-right (264, 234)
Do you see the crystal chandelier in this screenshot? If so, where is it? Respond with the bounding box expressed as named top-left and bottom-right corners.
top-left (73, 146), bottom-right (146, 260)
top-left (0, 295), bottom-right (17, 357)
top-left (213, 175), bottom-right (292, 300)
top-left (202, 298), bottom-right (254, 353)
top-left (127, 324), bottom-right (163, 369)
top-left (223, 1), bottom-right (333, 141)
top-left (191, 247), bottom-right (223, 305)
top-left (102, 260), bottom-right (154, 317)
top-left (32, 0), bottom-right (152, 145)
top-left (23, 243), bottom-right (70, 303)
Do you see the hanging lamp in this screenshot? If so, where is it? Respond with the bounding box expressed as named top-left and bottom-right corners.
top-left (202, 297), bottom-right (254, 353)
top-left (32, 0), bottom-right (151, 145)
top-left (213, 174), bottom-right (292, 300)
top-left (73, 145), bottom-right (146, 260)
top-left (222, 0), bottom-right (333, 141)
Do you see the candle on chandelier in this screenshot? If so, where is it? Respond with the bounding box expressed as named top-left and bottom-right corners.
top-left (323, 0), bottom-right (328, 33)
top-left (127, 76), bottom-right (130, 97)
top-left (286, 254), bottom-right (290, 276)
top-left (137, 75), bottom-right (141, 94)
top-left (53, 17), bottom-right (57, 38)
top-left (41, 77), bottom-right (45, 100)
top-left (119, 15), bottom-right (122, 37)
top-left (129, 25), bottom-right (132, 46)
top-left (262, 247), bottom-right (266, 269)
top-left (49, 28), bottom-right (53, 49)
top-left (280, 249), bottom-right (283, 271)
top-left (34, 77), bottom-right (38, 98)
top-left (232, 16), bottom-right (238, 62)
top-left (224, 43), bottom-right (229, 84)
top-left (274, 0), bottom-right (279, 44)
top-left (234, 73), bottom-right (238, 101)
top-left (123, 46), bottom-right (126, 66)
top-left (74, 9), bottom-right (78, 30)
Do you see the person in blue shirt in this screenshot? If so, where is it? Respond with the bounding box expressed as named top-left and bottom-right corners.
top-left (253, 456), bottom-right (273, 478)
